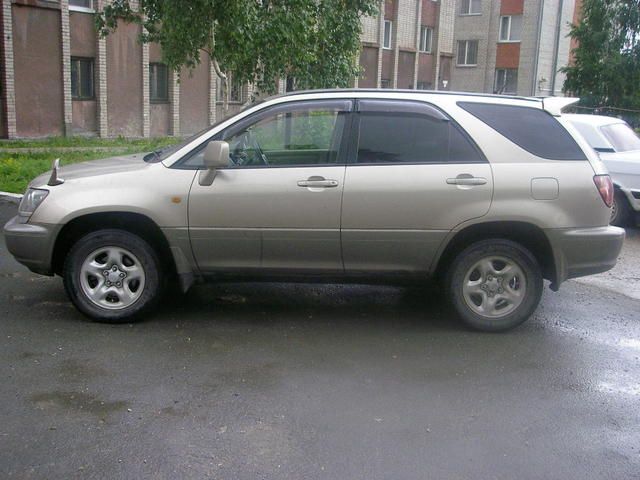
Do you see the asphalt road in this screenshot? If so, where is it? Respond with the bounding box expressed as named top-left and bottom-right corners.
top-left (1, 199), bottom-right (639, 480)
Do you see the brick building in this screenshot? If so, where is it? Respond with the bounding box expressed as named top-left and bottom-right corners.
top-left (0, 0), bottom-right (581, 139)
top-left (449, 0), bottom-right (582, 96)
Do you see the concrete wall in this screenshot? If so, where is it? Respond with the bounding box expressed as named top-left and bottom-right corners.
top-left (397, 50), bottom-right (415, 89)
top-left (106, 19), bottom-right (142, 137)
top-left (179, 57), bottom-right (209, 135)
top-left (12, 4), bottom-right (64, 137)
top-left (359, 46), bottom-right (379, 87)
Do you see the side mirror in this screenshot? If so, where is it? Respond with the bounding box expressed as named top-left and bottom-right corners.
top-left (199, 140), bottom-right (229, 186)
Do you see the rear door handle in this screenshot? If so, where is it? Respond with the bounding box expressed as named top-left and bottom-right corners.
top-left (297, 177), bottom-right (339, 188)
top-left (446, 176), bottom-right (487, 186)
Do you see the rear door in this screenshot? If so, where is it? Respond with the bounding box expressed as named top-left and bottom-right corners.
top-left (341, 99), bottom-right (493, 273)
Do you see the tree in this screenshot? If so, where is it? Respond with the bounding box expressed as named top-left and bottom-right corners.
top-left (563, 0), bottom-right (640, 109)
top-left (96, 0), bottom-right (379, 100)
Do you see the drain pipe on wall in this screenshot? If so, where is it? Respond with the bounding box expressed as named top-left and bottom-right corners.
top-left (549, 0), bottom-right (565, 96)
top-left (531, 0), bottom-right (545, 96)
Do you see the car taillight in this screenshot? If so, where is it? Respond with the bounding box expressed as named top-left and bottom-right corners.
top-left (593, 175), bottom-right (613, 207)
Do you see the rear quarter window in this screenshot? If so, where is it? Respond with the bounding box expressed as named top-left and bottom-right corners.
top-left (458, 102), bottom-right (587, 160)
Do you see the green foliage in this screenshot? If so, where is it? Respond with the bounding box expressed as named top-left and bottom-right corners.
top-left (563, 0), bottom-right (640, 109)
top-left (96, 0), bottom-right (379, 96)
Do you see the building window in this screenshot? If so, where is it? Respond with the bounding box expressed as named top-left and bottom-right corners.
top-left (69, 0), bottom-right (94, 12)
top-left (417, 81), bottom-right (432, 90)
top-left (383, 20), bottom-right (393, 49)
top-left (457, 40), bottom-right (478, 66)
top-left (380, 79), bottom-right (391, 89)
top-left (460, 0), bottom-right (481, 15)
top-left (149, 63), bottom-right (169, 102)
top-left (216, 75), bottom-right (244, 103)
top-left (499, 15), bottom-right (522, 42)
top-left (494, 68), bottom-right (518, 94)
top-left (419, 26), bottom-right (433, 53)
top-left (71, 57), bottom-right (94, 100)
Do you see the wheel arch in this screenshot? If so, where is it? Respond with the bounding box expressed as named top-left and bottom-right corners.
top-left (52, 212), bottom-right (177, 279)
top-left (433, 221), bottom-right (556, 285)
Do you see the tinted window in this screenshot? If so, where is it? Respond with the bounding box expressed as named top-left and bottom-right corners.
top-left (356, 111), bottom-right (483, 164)
top-left (458, 102), bottom-right (587, 160)
top-left (600, 123), bottom-right (640, 152)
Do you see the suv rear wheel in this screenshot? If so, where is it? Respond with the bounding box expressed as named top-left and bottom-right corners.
top-left (63, 229), bottom-right (162, 323)
top-left (447, 239), bottom-right (543, 332)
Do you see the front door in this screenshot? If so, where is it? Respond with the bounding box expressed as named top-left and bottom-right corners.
top-left (341, 99), bottom-right (493, 273)
top-left (188, 99), bottom-right (352, 273)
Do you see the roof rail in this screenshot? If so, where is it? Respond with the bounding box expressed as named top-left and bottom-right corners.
top-left (266, 88), bottom-right (541, 103)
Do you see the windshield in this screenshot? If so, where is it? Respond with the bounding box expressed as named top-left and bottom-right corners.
top-left (600, 123), bottom-right (640, 152)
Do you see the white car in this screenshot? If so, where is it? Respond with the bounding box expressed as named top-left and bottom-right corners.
top-left (565, 114), bottom-right (640, 226)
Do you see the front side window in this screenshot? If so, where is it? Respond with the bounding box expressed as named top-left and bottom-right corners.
top-left (356, 102), bottom-right (484, 164)
top-left (71, 57), bottom-right (94, 100)
top-left (383, 20), bottom-right (393, 49)
top-left (600, 123), bottom-right (640, 152)
top-left (419, 26), bottom-right (433, 53)
top-left (179, 102), bottom-right (349, 168)
top-left (457, 40), bottom-right (478, 66)
top-left (499, 15), bottom-right (522, 42)
top-left (494, 68), bottom-right (518, 94)
top-left (149, 63), bottom-right (169, 102)
top-left (461, 0), bottom-right (481, 14)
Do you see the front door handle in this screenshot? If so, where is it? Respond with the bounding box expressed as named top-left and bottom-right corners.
top-left (446, 175), bottom-right (487, 186)
top-left (297, 176), bottom-right (339, 188)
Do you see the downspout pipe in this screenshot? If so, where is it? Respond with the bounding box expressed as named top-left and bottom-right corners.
top-left (550, 0), bottom-right (565, 96)
top-left (531, 0), bottom-right (545, 95)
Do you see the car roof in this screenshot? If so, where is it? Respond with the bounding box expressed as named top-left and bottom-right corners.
top-left (267, 88), bottom-right (542, 104)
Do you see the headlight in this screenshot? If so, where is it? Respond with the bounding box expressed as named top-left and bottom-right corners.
top-left (18, 188), bottom-right (49, 218)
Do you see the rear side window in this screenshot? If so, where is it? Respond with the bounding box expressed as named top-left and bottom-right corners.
top-left (355, 100), bottom-right (484, 164)
top-left (458, 102), bottom-right (587, 160)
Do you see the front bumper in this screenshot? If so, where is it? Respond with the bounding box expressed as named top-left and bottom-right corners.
top-left (546, 225), bottom-right (625, 288)
top-left (3, 216), bottom-right (60, 275)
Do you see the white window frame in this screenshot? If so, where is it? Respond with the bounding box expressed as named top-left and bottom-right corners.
top-left (457, 40), bottom-right (478, 66)
top-left (498, 15), bottom-right (522, 43)
top-left (383, 20), bottom-right (393, 50)
top-left (460, 0), bottom-right (481, 15)
top-left (419, 26), bottom-right (433, 53)
top-left (69, 0), bottom-right (94, 13)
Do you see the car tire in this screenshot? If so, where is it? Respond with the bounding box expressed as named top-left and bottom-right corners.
top-left (63, 229), bottom-right (162, 323)
top-left (610, 190), bottom-right (631, 227)
top-left (447, 239), bottom-right (543, 332)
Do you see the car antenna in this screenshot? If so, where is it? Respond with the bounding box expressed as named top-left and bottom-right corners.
top-left (47, 158), bottom-right (65, 186)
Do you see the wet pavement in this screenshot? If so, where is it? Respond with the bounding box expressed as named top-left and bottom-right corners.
top-left (1, 199), bottom-right (639, 479)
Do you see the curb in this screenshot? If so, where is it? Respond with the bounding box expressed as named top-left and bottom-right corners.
top-left (0, 192), bottom-right (22, 204)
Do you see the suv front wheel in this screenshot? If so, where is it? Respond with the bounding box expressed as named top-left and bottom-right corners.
top-left (63, 229), bottom-right (162, 323)
top-left (447, 239), bottom-right (543, 332)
